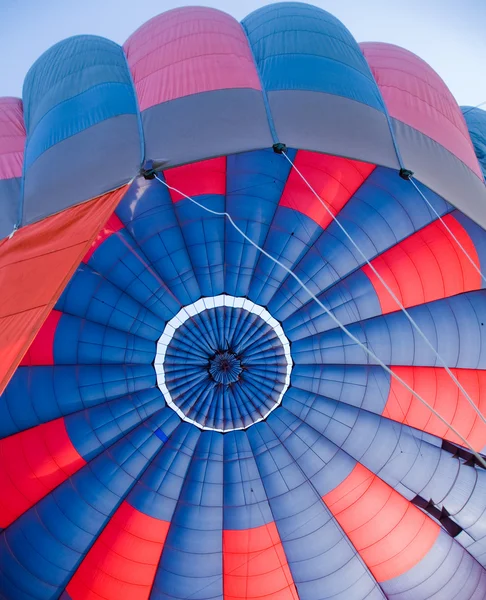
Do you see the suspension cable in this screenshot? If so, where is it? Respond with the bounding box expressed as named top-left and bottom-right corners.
top-left (280, 151), bottom-right (486, 430)
top-left (153, 173), bottom-right (486, 468)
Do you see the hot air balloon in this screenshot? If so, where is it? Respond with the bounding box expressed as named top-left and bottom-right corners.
top-left (2, 2), bottom-right (486, 599)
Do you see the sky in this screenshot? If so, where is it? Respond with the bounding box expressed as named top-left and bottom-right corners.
top-left (0, 0), bottom-right (485, 107)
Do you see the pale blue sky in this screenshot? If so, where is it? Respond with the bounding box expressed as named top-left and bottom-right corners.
top-left (1, 0), bottom-right (485, 106)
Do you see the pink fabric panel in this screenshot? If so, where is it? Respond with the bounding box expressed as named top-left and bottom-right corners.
top-left (0, 97), bottom-right (25, 180)
top-left (123, 7), bottom-right (261, 111)
top-left (361, 42), bottom-right (482, 178)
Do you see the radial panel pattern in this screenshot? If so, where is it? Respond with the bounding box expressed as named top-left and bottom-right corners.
top-left (2, 145), bottom-right (486, 600)
top-left (156, 295), bottom-right (292, 431)
top-left (2, 3), bottom-right (486, 600)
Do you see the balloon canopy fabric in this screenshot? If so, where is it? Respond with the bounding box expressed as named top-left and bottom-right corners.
top-left (2, 3), bottom-right (486, 600)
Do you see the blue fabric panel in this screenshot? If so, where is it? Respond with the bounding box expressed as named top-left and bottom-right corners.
top-left (453, 209), bottom-right (486, 276)
top-left (292, 290), bottom-right (486, 368)
top-left (86, 227), bottom-right (181, 322)
top-left (284, 385), bottom-right (455, 496)
top-left (152, 431), bottom-right (223, 600)
top-left (462, 106), bottom-right (486, 180)
top-left (24, 83), bottom-right (137, 169)
top-left (290, 364), bottom-right (390, 415)
top-left (0, 411), bottom-right (171, 600)
top-left (0, 177), bottom-right (20, 239)
top-left (247, 421), bottom-right (385, 600)
top-left (267, 408), bottom-right (356, 496)
top-left (116, 178), bottom-right (201, 306)
top-left (65, 387), bottom-right (165, 461)
top-left (242, 3), bottom-right (384, 111)
top-left (382, 530), bottom-right (486, 599)
top-left (0, 365), bottom-right (154, 438)
top-left (223, 431), bottom-right (273, 529)
top-left (23, 36), bottom-right (135, 133)
top-left (248, 206), bottom-right (324, 307)
top-left (56, 263), bottom-right (165, 340)
top-left (155, 428), bottom-right (168, 442)
top-left (225, 148), bottom-right (295, 297)
top-left (173, 195), bottom-right (225, 298)
top-left (53, 314), bottom-right (155, 365)
top-left (129, 423), bottom-right (199, 522)
top-left (269, 167), bottom-right (451, 322)
top-left (283, 269), bottom-right (382, 341)
top-left (21, 35), bottom-right (141, 225)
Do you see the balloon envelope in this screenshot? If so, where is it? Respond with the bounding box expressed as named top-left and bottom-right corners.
top-left (1, 3), bottom-right (486, 600)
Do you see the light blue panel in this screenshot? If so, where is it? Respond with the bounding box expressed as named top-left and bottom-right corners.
top-left (462, 106), bottom-right (486, 180)
top-left (242, 2), bottom-right (383, 110)
top-left (22, 35), bottom-right (141, 225)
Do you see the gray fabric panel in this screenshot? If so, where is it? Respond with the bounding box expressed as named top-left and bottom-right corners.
top-left (268, 89), bottom-right (400, 169)
top-left (392, 118), bottom-right (486, 229)
top-left (0, 178), bottom-right (20, 240)
top-left (142, 88), bottom-right (273, 168)
top-left (22, 114), bottom-right (141, 226)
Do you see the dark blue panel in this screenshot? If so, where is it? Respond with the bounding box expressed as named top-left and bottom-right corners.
top-left (290, 364), bottom-right (390, 415)
top-left (152, 432), bottom-right (223, 600)
top-left (283, 269), bottom-right (381, 341)
top-left (249, 206), bottom-right (324, 307)
top-left (53, 314), bottom-right (155, 365)
top-left (0, 365), bottom-right (154, 438)
top-left (453, 209), bottom-right (486, 276)
top-left (56, 263), bottom-right (165, 341)
top-left (225, 149), bottom-right (295, 297)
top-left (129, 423), bottom-right (199, 522)
top-left (65, 387), bottom-right (165, 461)
top-left (247, 421), bottom-right (383, 600)
top-left (116, 178), bottom-right (201, 306)
top-left (223, 431), bottom-right (273, 529)
top-left (462, 106), bottom-right (486, 180)
top-left (174, 195), bottom-right (225, 298)
top-left (0, 410), bottom-right (176, 600)
top-left (86, 228), bottom-right (181, 322)
top-left (243, 3), bottom-right (383, 110)
top-left (292, 290), bottom-right (486, 368)
top-left (269, 167), bottom-right (451, 321)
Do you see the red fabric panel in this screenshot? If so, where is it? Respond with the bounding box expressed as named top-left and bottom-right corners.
top-left (0, 185), bottom-right (128, 396)
top-left (124, 7), bottom-right (261, 111)
top-left (164, 157), bottom-right (226, 202)
top-left (363, 214), bottom-right (481, 314)
top-left (19, 310), bottom-right (61, 366)
top-left (66, 501), bottom-right (169, 600)
top-left (361, 43), bottom-right (482, 179)
top-left (83, 212), bottom-right (124, 263)
top-left (223, 522), bottom-right (298, 600)
top-left (324, 463), bottom-right (440, 582)
top-left (0, 97), bottom-right (24, 180)
top-left (280, 151), bottom-right (375, 229)
top-left (386, 366), bottom-right (486, 451)
top-left (0, 418), bottom-right (85, 528)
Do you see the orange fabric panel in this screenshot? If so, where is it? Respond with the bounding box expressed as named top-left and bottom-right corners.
top-left (223, 522), bottom-right (299, 600)
top-left (66, 501), bottom-right (170, 600)
top-left (323, 463), bottom-right (440, 582)
top-left (0, 185), bottom-right (128, 395)
top-left (386, 366), bottom-right (486, 451)
top-left (280, 151), bottom-right (375, 230)
top-left (164, 156), bottom-right (226, 202)
top-left (362, 214), bottom-right (481, 314)
top-left (0, 418), bottom-right (86, 528)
